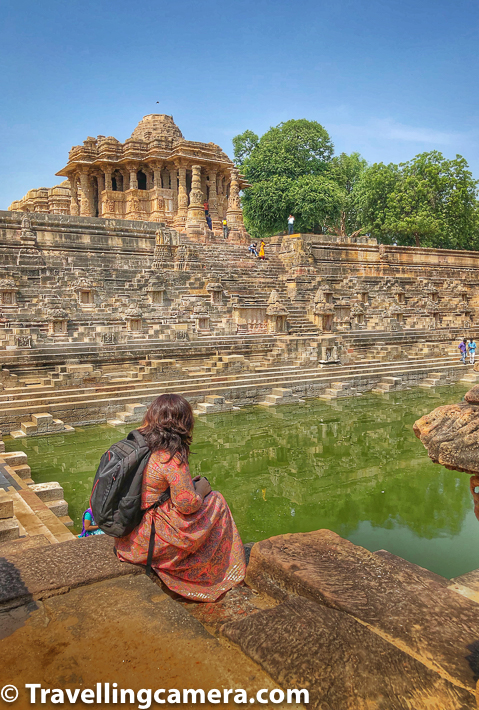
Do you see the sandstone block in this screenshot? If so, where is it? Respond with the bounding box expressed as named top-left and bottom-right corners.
top-left (0, 517), bottom-right (19, 542)
top-left (0, 534), bottom-right (141, 604)
top-left (413, 400), bottom-right (479, 473)
top-left (20, 421), bottom-right (38, 435)
top-left (45, 499), bottom-right (69, 517)
top-left (0, 490), bottom-right (14, 519)
top-left (1, 451), bottom-right (28, 467)
top-left (246, 530), bottom-right (479, 694)
top-left (31, 413), bottom-right (53, 431)
top-left (29, 482), bottom-right (64, 502)
top-left (223, 597), bottom-right (474, 710)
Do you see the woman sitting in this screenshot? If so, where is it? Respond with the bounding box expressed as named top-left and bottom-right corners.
top-left (115, 394), bottom-right (246, 602)
top-left (78, 507), bottom-right (105, 537)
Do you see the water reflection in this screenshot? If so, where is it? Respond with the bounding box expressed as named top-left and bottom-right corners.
top-left (7, 384), bottom-right (479, 578)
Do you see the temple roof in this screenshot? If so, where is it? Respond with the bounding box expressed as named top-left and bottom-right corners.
top-left (130, 114), bottom-right (184, 143)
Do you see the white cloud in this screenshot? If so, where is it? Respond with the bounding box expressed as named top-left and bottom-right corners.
top-left (329, 117), bottom-right (472, 147)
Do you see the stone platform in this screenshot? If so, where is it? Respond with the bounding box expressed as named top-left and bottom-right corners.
top-left (2, 529), bottom-right (479, 708)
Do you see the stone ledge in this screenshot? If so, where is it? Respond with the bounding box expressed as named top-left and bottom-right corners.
top-left (0, 534), bottom-right (141, 605)
top-left (223, 596), bottom-right (474, 710)
top-left (246, 530), bottom-right (479, 694)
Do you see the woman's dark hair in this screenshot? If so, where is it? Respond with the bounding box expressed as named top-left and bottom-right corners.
top-left (139, 394), bottom-right (194, 464)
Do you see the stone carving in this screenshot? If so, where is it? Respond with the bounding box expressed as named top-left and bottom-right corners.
top-left (175, 244), bottom-right (188, 271)
top-left (424, 300), bottom-right (439, 314)
top-left (206, 280), bottom-right (223, 305)
top-left (0, 278), bottom-right (17, 290)
top-left (268, 290), bottom-right (281, 305)
top-left (206, 281), bottom-right (223, 293)
top-left (314, 286), bottom-right (333, 304)
top-left (351, 303), bottom-right (366, 317)
top-left (152, 228), bottom-right (172, 268)
top-left (102, 333), bottom-right (117, 344)
top-left (266, 301), bottom-right (288, 316)
top-left (413, 386), bottom-right (479, 474)
top-left (15, 335), bottom-right (31, 348)
top-left (20, 214), bottom-right (37, 243)
top-left (314, 302), bottom-right (335, 316)
top-left (123, 304), bottom-right (142, 320)
top-left (378, 244), bottom-right (389, 261)
top-left (45, 306), bottom-right (69, 321)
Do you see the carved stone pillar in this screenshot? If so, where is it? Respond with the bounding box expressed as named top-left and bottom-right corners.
top-left (186, 165), bottom-right (206, 237)
top-left (152, 162), bottom-right (163, 189)
top-left (104, 169), bottom-right (113, 191)
top-left (97, 172), bottom-right (105, 193)
top-left (201, 170), bottom-right (207, 202)
top-left (208, 170), bottom-right (220, 226)
top-left (79, 170), bottom-right (94, 216)
top-left (175, 164), bottom-right (188, 227)
top-left (69, 176), bottom-right (79, 216)
top-left (217, 174), bottom-right (226, 219)
top-left (169, 167), bottom-right (178, 213)
top-left (129, 166), bottom-right (138, 190)
top-left (161, 169), bottom-right (170, 189)
top-left (226, 167), bottom-right (246, 239)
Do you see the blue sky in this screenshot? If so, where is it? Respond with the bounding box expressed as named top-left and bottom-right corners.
top-left (1, 0), bottom-right (478, 207)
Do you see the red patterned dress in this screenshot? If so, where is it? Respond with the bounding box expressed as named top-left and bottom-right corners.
top-left (115, 451), bottom-right (246, 601)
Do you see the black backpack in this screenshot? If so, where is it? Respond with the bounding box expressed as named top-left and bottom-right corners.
top-left (90, 430), bottom-right (170, 572)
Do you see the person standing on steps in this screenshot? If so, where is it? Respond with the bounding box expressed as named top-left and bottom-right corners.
top-left (287, 214), bottom-right (295, 235)
top-left (469, 338), bottom-right (477, 365)
top-left (203, 200), bottom-right (209, 215)
top-left (206, 214), bottom-right (212, 231)
top-left (222, 218), bottom-right (228, 239)
top-left (258, 240), bottom-right (265, 260)
top-left (459, 338), bottom-right (467, 364)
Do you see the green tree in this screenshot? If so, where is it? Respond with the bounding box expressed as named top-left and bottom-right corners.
top-left (234, 119), bottom-right (336, 237)
top-left (357, 152), bottom-right (478, 249)
top-left (289, 175), bottom-right (344, 234)
top-left (232, 130), bottom-right (259, 165)
top-left (325, 152), bottom-right (368, 236)
top-left (354, 162), bottom-right (399, 241)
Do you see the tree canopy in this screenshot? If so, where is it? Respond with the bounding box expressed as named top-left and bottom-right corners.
top-left (233, 120), bottom-right (479, 249)
top-left (234, 119), bottom-right (340, 238)
top-left (355, 152), bottom-right (479, 248)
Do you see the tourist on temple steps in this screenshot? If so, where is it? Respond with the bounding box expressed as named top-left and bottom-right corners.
top-left (248, 242), bottom-right (259, 257)
top-left (287, 214), bottom-right (295, 235)
top-left (469, 338), bottom-right (477, 365)
top-left (203, 200), bottom-right (209, 215)
top-left (206, 214), bottom-right (212, 230)
top-left (258, 240), bottom-right (266, 260)
top-left (222, 218), bottom-right (228, 239)
top-left (115, 394), bottom-right (246, 601)
top-left (459, 338), bottom-right (467, 364)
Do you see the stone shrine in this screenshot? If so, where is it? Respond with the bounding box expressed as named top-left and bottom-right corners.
top-left (8, 114), bottom-right (249, 241)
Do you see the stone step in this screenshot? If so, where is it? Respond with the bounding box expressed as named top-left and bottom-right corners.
top-left (245, 530), bottom-right (479, 695)
top-left (125, 403), bottom-right (147, 417)
top-left (0, 355), bottom-right (471, 427)
top-left (0, 533), bottom-right (51, 555)
top-left (29, 481), bottom-right (64, 503)
top-left (0, 517), bottom-right (20, 542)
top-left (222, 597), bottom-right (473, 710)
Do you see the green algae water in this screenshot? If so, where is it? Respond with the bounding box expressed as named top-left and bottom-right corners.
top-left (7, 383), bottom-right (479, 579)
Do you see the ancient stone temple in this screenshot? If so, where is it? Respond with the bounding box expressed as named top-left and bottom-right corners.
top-left (8, 114), bottom-right (249, 241)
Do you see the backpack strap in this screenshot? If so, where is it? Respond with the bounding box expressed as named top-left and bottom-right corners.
top-left (145, 487), bottom-right (171, 576)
